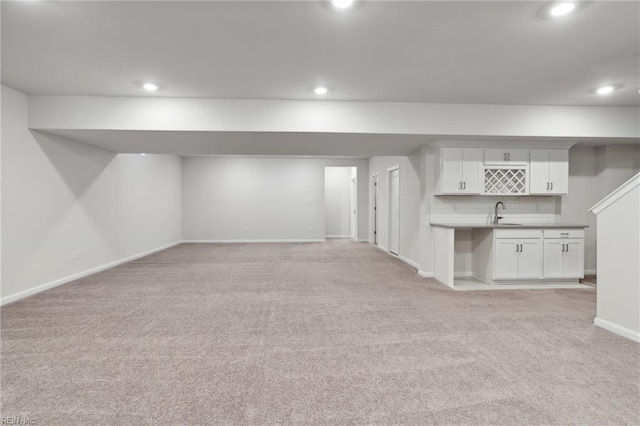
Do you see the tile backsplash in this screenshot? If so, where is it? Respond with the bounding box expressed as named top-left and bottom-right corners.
top-left (430, 195), bottom-right (556, 224)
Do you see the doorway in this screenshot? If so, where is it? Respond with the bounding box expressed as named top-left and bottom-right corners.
top-left (388, 166), bottom-right (400, 255)
top-left (324, 167), bottom-right (358, 240)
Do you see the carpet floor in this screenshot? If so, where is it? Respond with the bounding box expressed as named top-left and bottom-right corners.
top-left (1, 241), bottom-right (639, 425)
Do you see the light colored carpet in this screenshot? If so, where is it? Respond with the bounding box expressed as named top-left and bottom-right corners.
top-left (1, 241), bottom-right (638, 425)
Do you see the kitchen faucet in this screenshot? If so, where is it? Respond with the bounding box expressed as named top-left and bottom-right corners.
top-left (494, 201), bottom-right (505, 224)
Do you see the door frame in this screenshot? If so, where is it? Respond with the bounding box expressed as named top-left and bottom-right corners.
top-left (387, 165), bottom-right (400, 255)
top-left (370, 173), bottom-right (379, 244)
top-left (350, 175), bottom-right (358, 240)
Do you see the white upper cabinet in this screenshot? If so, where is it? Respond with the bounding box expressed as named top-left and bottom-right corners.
top-left (432, 142), bottom-right (571, 197)
top-left (437, 148), bottom-right (481, 194)
top-left (530, 149), bottom-right (569, 195)
top-left (485, 149), bottom-right (529, 166)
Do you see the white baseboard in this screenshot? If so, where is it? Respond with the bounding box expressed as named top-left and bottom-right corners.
top-left (398, 255), bottom-right (419, 269)
top-left (418, 270), bottom-right (434, 278)
top-left (454, 271), bottom-right (473, 278)
top-left (594, 317), bottom-right (640, 343)
top-left (0, 240), bottom-right (182, 307)
top-left (584, 269), bottom-right (597, 275)
top-left (374, 244), bottom-right (419, 269)
top-left (357, 238), bottom-right (370, 243)
top-left (183, 239), bottom-right (325, 243)
top-left (325, 235), bottom-right (352, 239)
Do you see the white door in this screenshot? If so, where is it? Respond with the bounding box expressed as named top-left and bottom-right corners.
top-left (389, 168), bottom-right (400, 255)
top-left (494, 239), bottom-right (519, 279)
top-left (441, 148), bottom-right (462, 193)
top-left (461, 148), bottom-right (482, 194)
top-left (518, 239), bottom-right (542, 279)
top-left (371, 175), bottom-right (378, 244)
top-left (563, 240), bottom-right (584, 278)
top-left (543, 239), bottom-right (565, 278)
top-left (350, 177), bottom-right (357, 239)
top-left (529, 149), bottom-right (550, 194)
top-left (548, 149), bottom-right (569, 194)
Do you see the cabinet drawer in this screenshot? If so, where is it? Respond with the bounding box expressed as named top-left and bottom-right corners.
top-left (494, 229), bottom-right (542, 239)
top-left (543, 229), bottom-right (584, 239)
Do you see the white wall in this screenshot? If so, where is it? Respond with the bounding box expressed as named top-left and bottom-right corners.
top-left (182, 157), bottom-right (369, 242)
top-left (1, 85), bottom-right (183, 304)
top-left (418, 146), bottom-right (435, 276)
top-left (555, 146), bottom-right (599, 273)
top-left (324, 167), bottom-right (353, 238)
top-left (596, 145), bottom-right (640, 197)
top-left (369, 154), bottom-right (421, 267)
top-left (594, 181), bottom-right (640, 341)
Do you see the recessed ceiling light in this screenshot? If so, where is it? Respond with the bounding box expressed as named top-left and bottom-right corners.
top-left (142, 82), bottom-right (159, 92)
top-left (141, 153), bottom-right (146, 156)
top-left (314, 86), bottom-right (329, 95)
top-left (332, 0), bottom-right (354, 9)
top-left (550, 2), bottom-right (576, 17)
top-left (596, 85), bottom-right (614, 95)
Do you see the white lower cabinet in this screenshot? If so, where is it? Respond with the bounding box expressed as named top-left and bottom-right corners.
top-left (493, 235), bottom-right (542, 280)
top-left (494, 239), bottom-right (519, 279)
top-left (543, 240), bottom-right (565, 278)
top-left (518, 240), bottom-right (544, 279)
top-left (544, 238), bottom-right (584, 279)
top-left (492, 228), bottom-right (583, 282)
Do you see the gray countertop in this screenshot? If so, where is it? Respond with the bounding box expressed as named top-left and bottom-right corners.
top-left (430, 223), bottom-right (588, 229)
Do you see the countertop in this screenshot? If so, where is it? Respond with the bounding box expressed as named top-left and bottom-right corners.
top-left (430, 223), bottom-right (588, 229)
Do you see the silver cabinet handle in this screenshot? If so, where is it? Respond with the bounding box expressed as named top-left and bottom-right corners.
top-left (503, 153), bottom-right (507, 161)
top-left (515, 244), bottom-right (518, 253)
top-left (550, 182), bottom-right (553, 191)
top-left (546, 182), bottom-right (549, 190)
top-left (562, 244), bottom-right (565, 252)
top-left (519, 244), bottom-right (523, 252)
top-left (463, 181), bottom-right (466, 190)
top-left (565, 243), bottom-right (568, 252)
top-left (459, 182), bottom-right (462, 190)
top-left (507, 153), bottom-right (511, 161)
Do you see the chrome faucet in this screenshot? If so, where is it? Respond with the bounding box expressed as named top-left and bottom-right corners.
top-left (494, 201), bottom-right (505, 224)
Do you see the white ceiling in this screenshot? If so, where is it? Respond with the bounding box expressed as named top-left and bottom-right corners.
top-left (3, 1), bottom-right (639, 107)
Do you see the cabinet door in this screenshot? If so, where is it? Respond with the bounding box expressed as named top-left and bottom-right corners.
top-left (441, 148), bottom-right (462, 193)
top-left (494, 239), bottom-right (519, 279)
top-left (485, 149), bottom-right (506, 165)
top-left (518, 239), bottom-right (543, 279)
top-left (548, 149), bottom-right (569, 194)
top-left (529, 149), bottom-right (550, 194)
top-left (543, 239), bottom-right (565, 278)
top-left (505, 149), bottom-right (529, 165)
top-left (461, 148), bottom-right (482, 194)
top-left (563, 240), bottom-right (584, 278)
